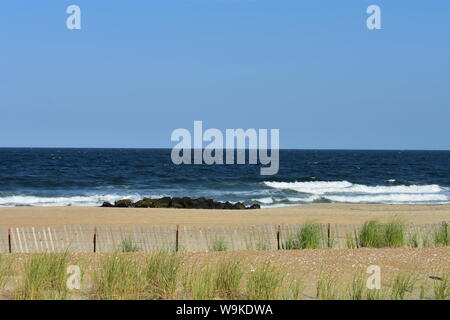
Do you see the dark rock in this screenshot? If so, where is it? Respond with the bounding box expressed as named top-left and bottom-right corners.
top-left (170, 197), bottom-right (185, 208)
top-left (152, 200), bottom-right (163, 208)
top-left (159, 202), bottom-right (170, 208)
top-left (106, 196), bottom-right (260, 210)
top-left (135, 197), bottom-right (155, 208)
top-left (114, 199), bottom-right (135, 208)
top-left (205, 198), bottom-right (215, 209)
top-left (159, 197), bottom-right (171, 205)
top-left (212, 201), bottom-right (225, 209)
top-left (181, 197), bottom-right (194, 208)
top-left (224, 201), bottom-right (234, 210)
top-left (194, 198), bottom-right (211, 209)
top-left (157, 197), bottom-right (171, 208)
top-left (232, 202), bottom-right (246, 210)
top-left (101, 201), bottom-right (114, 207)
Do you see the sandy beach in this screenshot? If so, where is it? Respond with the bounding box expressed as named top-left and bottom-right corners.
top-left (0, 203), bottom-right (449, 227)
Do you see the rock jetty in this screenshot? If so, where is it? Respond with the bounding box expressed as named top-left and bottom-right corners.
top-left (101, 197), bottom-right (261, 210)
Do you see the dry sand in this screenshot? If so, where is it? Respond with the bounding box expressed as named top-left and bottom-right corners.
top-left (0, 203), bottom-right (449, 227)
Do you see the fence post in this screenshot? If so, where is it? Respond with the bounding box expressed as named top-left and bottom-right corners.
top-left (354, 229), bottom-right (359, 249)
top-left (276, 225), bottom-right (281, 250)
top-left (327, 223), bottom-right (331, 248)
top-left (8, 228), bottom-right (12, 254)
top-left (93, 227), bottom-right (97, 253)
top-left (175, 225), bottom-right (179, 252)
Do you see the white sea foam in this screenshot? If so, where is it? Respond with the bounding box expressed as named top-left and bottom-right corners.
top-left (252, 195), bottom-right (322, 206)
top-left (262, 180), bottom-right (449, 205)
top-left (1, 180), bottom-right (448, 207)
top-left (263, 181), bottom-right (443, 195)
top-left (253, 197), bottom-right (274, 204)
top-left (287, 195), bottom-right (322, 203)
top-left (324, 193), bottom-right (448, 203)
top-left (0, 194), bottom-right (144, 207)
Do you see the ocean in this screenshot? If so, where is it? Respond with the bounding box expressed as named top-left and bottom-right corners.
top-left (0, 148), bottom-right (449, 207)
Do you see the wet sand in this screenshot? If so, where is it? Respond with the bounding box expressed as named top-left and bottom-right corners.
top-left (0, 203), bottom-right (449, 227)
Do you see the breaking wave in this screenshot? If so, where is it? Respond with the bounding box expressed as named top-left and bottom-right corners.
top-left (262, 180), bottom-right (449, 205)
top-left (0, 194), bottom-right (146, 207)
top-left (263, 181), bottom-right (443, 195)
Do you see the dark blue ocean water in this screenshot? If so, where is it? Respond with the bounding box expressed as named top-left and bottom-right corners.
top-left (0, 148), bottom-right (449, 207)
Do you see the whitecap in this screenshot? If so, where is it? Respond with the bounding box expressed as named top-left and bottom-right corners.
top-left (263, 180), bottom-right (443, 195)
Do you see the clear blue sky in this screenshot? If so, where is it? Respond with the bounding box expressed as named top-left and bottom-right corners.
top-left (1, 0), bottom-right (449, 149)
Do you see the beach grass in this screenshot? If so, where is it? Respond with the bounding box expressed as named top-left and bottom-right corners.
top-left (384, 220), bottom-right (406, 247)
top-left (183, 264), bottom-right (215, 300)
top-left (316, 273), bottom-right (341, 300)
top-left (346, 233), bottom-right (358, 249)
top-left (245, 261), bottom-right (284, 300)
top-left (210, 238), bottom-right (227, 252)
top-left (419, 282), bottom-right (428, 300)
top-left (14, 252), bottom-right (70, 300)
top-left (283, 223), bottom-right (323, 250)
top-left (213, 258), bottom-right (244, 299)
top-left (119, 237), bottom-right (142, 253)
top-left (245, 238), bottom-right (269, 250)
top-left (408, 232), bottom-right (420, 248)
top-left (390, 272), bottom-right (417, 300)
top-left (0, 255), bottom-right (12, 289)
top-left (434, 223), bottom-right (448, 247)
top-left (284, 278), bottom-right (304, 300)
top-left (91, 253), bottom-right (144, 299)
top-left (422, 234), bottom-right (432, 247)
top-left (143, 251), bottom-right (180, 299)
top-left (433, 274), bottom-right (449, 300)
top-left (360, 220), bottom-right (385, 247)
top-left (256, 240), bottom-right (270, 251)
top-left (1, 245), bottom-right (448, 300)
top-left (366, 288), bottom-right (386, 300)
top-left (359, 219), bottom-right (405, 248)
top-left (349, 273), bottom-right (365, 300)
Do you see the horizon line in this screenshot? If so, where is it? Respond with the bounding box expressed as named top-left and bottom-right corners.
top-left (1, 147), bottom-right (449, 152)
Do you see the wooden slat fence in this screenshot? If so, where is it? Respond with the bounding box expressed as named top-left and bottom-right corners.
top-left (0, 222), bottom-right (447, 253)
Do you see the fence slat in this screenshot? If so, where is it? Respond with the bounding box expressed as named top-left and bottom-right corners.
top-left (0, 222), bottom-right (445, 253)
